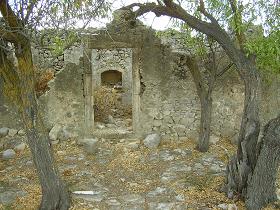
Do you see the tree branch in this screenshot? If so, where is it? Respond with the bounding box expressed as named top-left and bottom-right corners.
top-left (0, 45), bottom-right (21, 96)
top-left (0, 28), bottom-right (19, 42)
top-left (0, 0), bottom-right (23, 29)
top-left (122, 1), bottom-right (239, 62)
top-left (198, 0), bottom-right (220, 26)
top-left (24, 1), bottom-right (36, 24)
top-left (216, 62), bottom-right (234, 77)
top-left (184, 55), bottom-right (206, 101)
top-left (228, 0), bottom-right (246, 48)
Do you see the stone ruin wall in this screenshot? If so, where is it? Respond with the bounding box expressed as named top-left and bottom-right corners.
top-left (31, 44), bottom-right (83, 71)
top-left (136, 41), bottom-right (244, 142)
top-left (0, 20), bottom-right (279, 142)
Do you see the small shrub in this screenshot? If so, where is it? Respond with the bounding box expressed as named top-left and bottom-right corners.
top-left (94, 86), bottom-right (120, 122)
top-left (35, 68), bottom-right (54, 96)
top-left (94, 86), bottom-right (132, 122)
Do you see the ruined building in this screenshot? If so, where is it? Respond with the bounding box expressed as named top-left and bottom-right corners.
top-left (0, 9), bottom-right (279, 142)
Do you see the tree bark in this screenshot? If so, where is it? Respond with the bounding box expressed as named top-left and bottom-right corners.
top-left (245, 115), bottom-right (280, 210)
top-left (24, 122), bottom-right (70, 210)
top-left (15, 41), bottom-right (70, 210)
top-left (198, 93), bottom-right (213, 152)
top-left (0, 1), bottom-right (71, 208)
top-left (224, 53), bottom-right (261, 198)
top-left (185, 55), bottom-right (213, 152)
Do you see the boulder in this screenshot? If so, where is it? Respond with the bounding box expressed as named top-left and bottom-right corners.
top-left (0, 127), bottom-right (9, 138)
top-left (49, 124), bottom-right (62, 141)
top-left (143, 133), bottom-right (161, 149)
top-left (58, 126), bottom-right (72, 141)
top-left (2, 149), bottom-right (16, 160)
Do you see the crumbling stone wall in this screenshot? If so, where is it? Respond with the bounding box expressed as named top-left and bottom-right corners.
top-left (39, 62), bottom-right (84, 135)
top-left (138, 40), bottom-right (243, 140)
top-left (32, 43), bottom-right (83, 72)
top-left (81, 11), bottom-right (245, 140)
top-left (0, 10), bottom-right (279, 141)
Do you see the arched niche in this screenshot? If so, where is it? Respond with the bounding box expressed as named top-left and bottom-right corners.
top-left (101, 70), bottom-right (122, 88)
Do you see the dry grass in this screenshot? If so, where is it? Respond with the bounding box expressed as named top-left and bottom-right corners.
top-left (34, 68), bottom-right (55, 96)
top-left (94, 86), bottom-right (132, 122)
top-left (0, 138), bottom-right (279, 210)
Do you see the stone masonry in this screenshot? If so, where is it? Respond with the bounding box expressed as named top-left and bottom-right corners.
top-left (0, 9), bottom-right (279, 142)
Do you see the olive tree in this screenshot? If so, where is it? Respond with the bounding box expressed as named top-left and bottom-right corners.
top-left (0, 0), bottom-right (109, 209)
top-left (158, 29), bottom-right (233, 152)
top-left (121, 0), bottom-right (279, 208)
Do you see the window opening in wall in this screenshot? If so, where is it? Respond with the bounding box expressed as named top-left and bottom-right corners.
top-left (101, 70), bottom-right (122, 88)
top-left (94, 70), bottom-right (132, 131)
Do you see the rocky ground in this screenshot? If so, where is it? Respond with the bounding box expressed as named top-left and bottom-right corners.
top-left (0, 127), bottom-right (279, 210)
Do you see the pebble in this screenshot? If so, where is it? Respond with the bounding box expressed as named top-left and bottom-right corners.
top-left (0, 127), bottom-right (9, 138)
top-left (218, 203), bottom-right (228, 210)
top-left (143, 133), bottom-right (161, 149)
top-left (72, 190), bottom-right (106, 202)
top-left (0, 142), bottom-right (4, 150)
top-left (2, 149), bottom-right (16, 160)
top-left (14, 143), bottom-right (26, 153)
top-left (106, 198), bottom-right (121, 206)
top-left (8, 129), bottom-right (18, 137)
top-left (228, 204), bottom-right (238, 210)
top-left (17, 129), bottom-right (26, 136)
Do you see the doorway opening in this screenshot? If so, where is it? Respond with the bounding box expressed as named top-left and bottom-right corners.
top-left (94, 69), bottom-right (132, 131)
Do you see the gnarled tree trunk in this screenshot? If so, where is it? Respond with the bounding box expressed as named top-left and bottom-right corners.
top-left (16, 41), bottom-right (70, 210)
top-left (198, 93), bottom-right (213, 152)
top-left (245, 115), bottom-right (280, 210)
top-left (185, 55), bottom-right (214, 152)
top-left (224, 53), bottom-right (261, 198)
top-left (0, 1), bottom-right (70, 208)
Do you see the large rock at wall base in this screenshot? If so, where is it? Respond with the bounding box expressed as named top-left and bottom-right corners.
top-left (0, 127), bottom-right (9, 138)
top-left (49, 124), bottom-right (62, 141)
top-left (143, 133), bottom-right (161, 149)
top-left (2, 149), bottom-right (16, 160)
top-left (58, 126), bottom-right (76, 141)
top-left (107, 115), bottom-right (115, 124)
